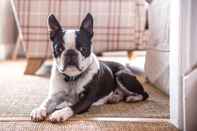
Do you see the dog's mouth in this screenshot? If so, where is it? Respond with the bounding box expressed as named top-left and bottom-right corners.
top-left (58, 64), bottom-right (83, 73)
top-left (65, 64), bottom-right (83, 72)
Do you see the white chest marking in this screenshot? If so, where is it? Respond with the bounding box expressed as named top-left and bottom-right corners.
top-left (75, 54), bottom-right (99, 94)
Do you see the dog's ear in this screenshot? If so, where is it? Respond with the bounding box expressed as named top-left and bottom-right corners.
top-left (80, 13), bottom-right (94, 38)
top-left (48, 14), bottom-right (62, 41)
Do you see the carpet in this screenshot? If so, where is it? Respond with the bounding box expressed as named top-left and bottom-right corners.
top-left (0, 60), bottom-right (169, 119)
top-left (0, 120), bottom-right (178, 131)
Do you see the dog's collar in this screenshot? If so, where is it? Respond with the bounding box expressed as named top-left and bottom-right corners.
top-left (62, 73), bottom-right (82, 81)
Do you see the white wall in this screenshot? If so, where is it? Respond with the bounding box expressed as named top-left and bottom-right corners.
top-left (182, 0), bottom-right (197, 131)
top-left (144, 0), bottom-right (170, 95)
top-left (183, 69), bottom-right (197, 131)
top-left (190, 0), bottom-right (197, 71)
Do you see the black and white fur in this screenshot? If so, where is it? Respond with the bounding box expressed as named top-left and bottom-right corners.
top-left (30, 13), bottom-right (149, 123)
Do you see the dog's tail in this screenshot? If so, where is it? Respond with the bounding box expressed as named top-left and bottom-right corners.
top-left (142, 91), bottom-right (149, 101)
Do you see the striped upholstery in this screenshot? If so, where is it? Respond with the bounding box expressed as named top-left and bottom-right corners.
top-left (13, 0), bottom-right (149, 58)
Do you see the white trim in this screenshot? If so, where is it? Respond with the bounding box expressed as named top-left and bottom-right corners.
top-left (169, 0), bottom-right (183, 129)
top-left (170, 0), bottom-right (193, 129)
top-left (180, 0), bottom-right (192, 75)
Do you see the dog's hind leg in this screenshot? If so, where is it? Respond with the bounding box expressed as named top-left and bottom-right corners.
top-left (107, 88), bottom-right (124, 104)
top-left (115, 70), bottom-right (149, 102)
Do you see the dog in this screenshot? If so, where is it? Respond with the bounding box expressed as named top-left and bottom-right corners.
top-left (30, 13), bottom-right (149, 123)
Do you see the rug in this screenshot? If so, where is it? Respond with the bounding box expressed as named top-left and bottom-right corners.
top-left (0, 60), bottom-right (169, 119)
top-left (0, 120), bottom-right (178, 131)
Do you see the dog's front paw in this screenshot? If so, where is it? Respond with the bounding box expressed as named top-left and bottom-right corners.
top-left (49, 107), bottom-right (73, 123)
top-left (30, 107), bottom-right (47, 122)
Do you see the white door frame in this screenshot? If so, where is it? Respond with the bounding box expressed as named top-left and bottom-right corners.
top-left (170, 0), bottom-right (192, 130)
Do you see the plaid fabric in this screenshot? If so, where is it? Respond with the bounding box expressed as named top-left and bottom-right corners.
top-left (13, 0), bottom-right (149, 58)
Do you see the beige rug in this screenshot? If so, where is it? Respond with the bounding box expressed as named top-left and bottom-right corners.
top-left (0, 60), bottom-right (169, 119)
top-left (0, 120), bottom-right (178, 131)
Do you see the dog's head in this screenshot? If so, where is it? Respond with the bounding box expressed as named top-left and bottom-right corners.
top-left (48, 13), bottom-right (94, 76)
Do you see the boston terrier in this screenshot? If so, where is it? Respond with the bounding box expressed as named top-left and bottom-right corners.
top-left (30, 13), bottom-right (149, 123)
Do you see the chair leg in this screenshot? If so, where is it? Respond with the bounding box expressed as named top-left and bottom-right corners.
top-left (24, 57), bottom-right (45, 75)
top-left (12, 35), bottom-right (21, 60)
top-left (127, 51), bottom-right (134, 60)
top-left (96, 53), bottom-right (103, 57)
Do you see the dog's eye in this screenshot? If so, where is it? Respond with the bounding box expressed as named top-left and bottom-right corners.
top-left (53, 42), bottom-right (65, 57)
top-left (79, 47), bottom-right (84, 52)
top-left (59, 46), bottom-right (64, 52)
top-left (80, 47), bottom-right (87, 53)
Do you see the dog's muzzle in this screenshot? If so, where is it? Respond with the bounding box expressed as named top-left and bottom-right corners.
top-left (62, 49), bottom-right (82, 71)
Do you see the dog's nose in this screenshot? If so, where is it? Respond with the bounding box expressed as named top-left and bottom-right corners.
top-left (65, 49), bottom-right (77, 57)
top-left (64, 49), bottom-right (78, 66)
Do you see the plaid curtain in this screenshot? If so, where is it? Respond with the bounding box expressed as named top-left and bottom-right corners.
top-left (14, 0), bottom-right (149, 58)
